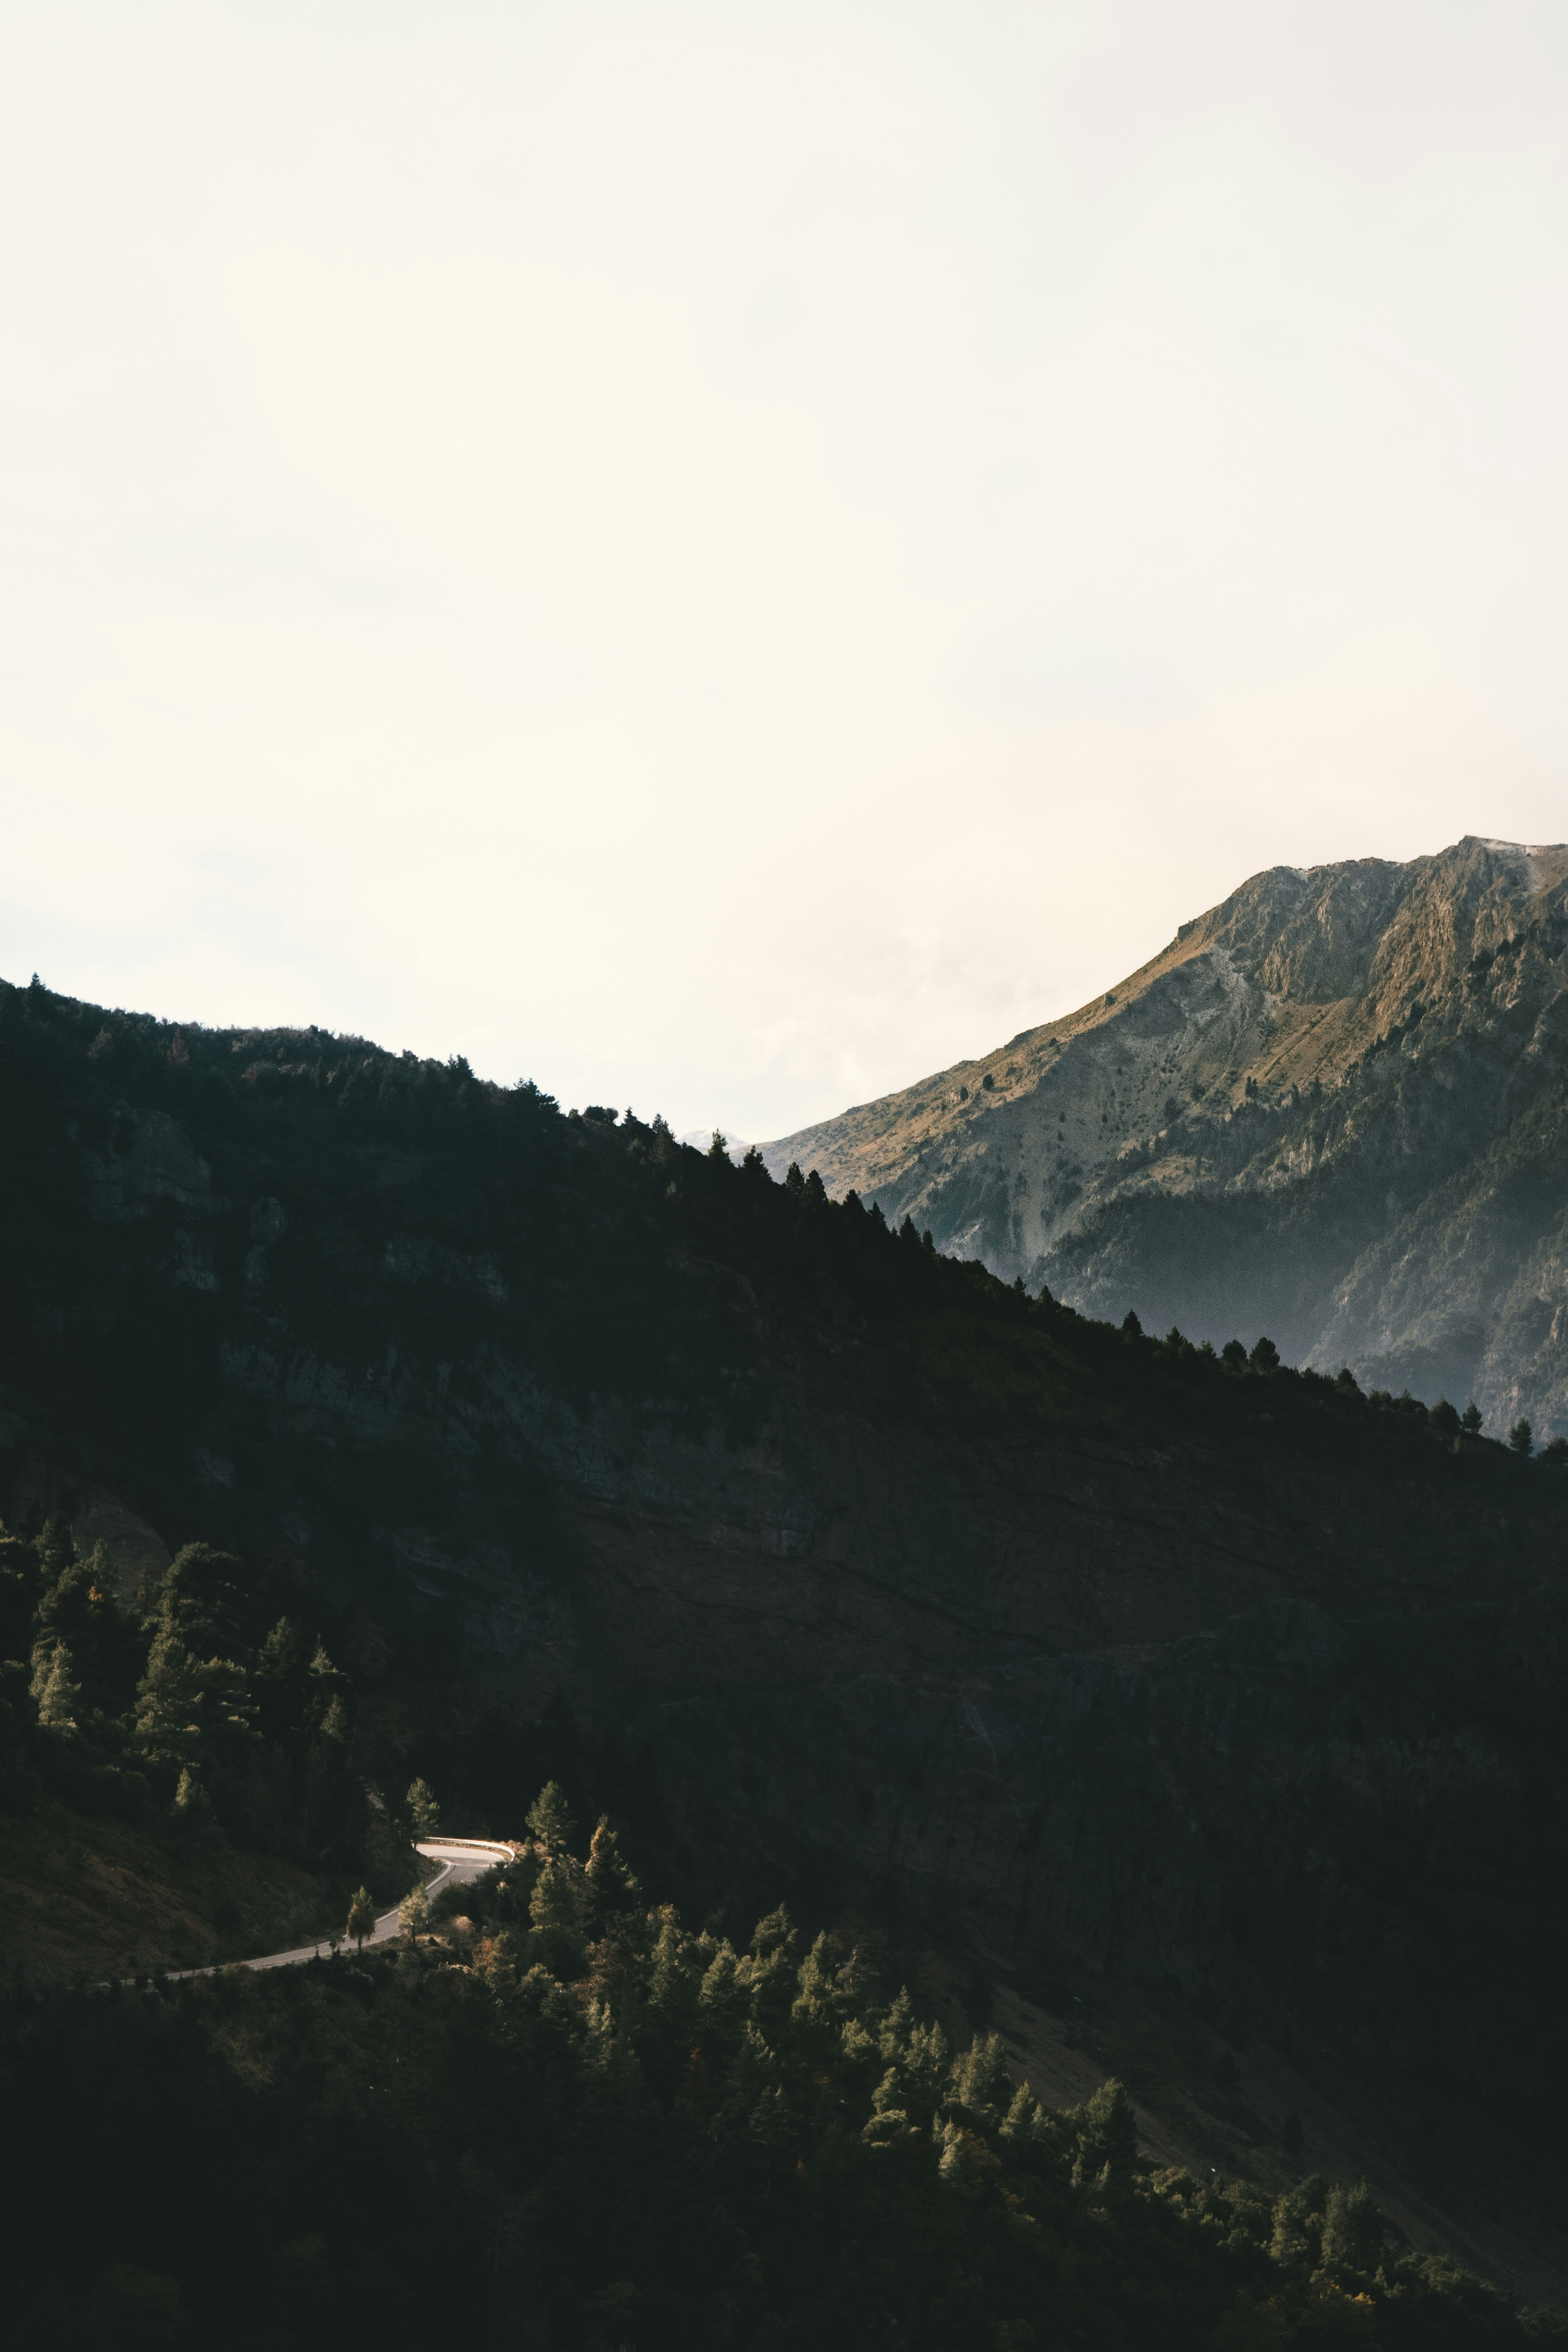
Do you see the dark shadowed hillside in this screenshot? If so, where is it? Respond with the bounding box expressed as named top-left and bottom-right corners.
top-left (3, 971), bottom-right (1568, 2303)
top-left (761, 837), bottom-right (1568, 1440)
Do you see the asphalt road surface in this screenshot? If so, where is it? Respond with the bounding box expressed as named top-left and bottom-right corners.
top-left (172, 1838), bottom-right (514, 1978)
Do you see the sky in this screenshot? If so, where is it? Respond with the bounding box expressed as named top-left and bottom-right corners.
top-left (4, 0), bottom-right (1568, 1141)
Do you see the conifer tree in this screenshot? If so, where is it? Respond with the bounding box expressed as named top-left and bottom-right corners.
top-left (345, 1886), bottom-right (376, 1951)
top-left (32, 1641), bottom-right (82, 1731)
top-left (947, 2031), bottom-right (1009, 2125)
top-left (647, 1909), bottom-right (699, 2038)
top-left (1509, 1417), bottom-right (1534, 1456)
top-left (406, 1778), bottom-right (441, 1837)
top-left (698, 1941), bottom-right (748, 2042)
top-left (398, 1884), bottom-right (429, 1941)
top-left (1071, 2077), bottom-right (1139, 2191)
top-left (257, 1618), bottom-right (301, 1680)
top-left (132, 1619), bottom-right (205, 1767)
top-left (529, 1853), bottom-right (588, 1934)
top-left (1461, 1402), bottom-right (1484, 1436)
top-left (585, 1815), bottom-right (640, 1917)
top-left (161, 1544), bottom-right (246, 1659)
top-left (526, 1780), bottom-right (577, 1857)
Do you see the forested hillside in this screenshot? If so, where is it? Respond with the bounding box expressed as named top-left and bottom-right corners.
top-left (11, 1783), bottom-right (1568, 2350)
top-left (4, 969), bottom-right (1568, 2311)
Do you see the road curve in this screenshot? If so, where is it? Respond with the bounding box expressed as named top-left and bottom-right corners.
top-left (169, 1838), bottom-right (515, 1979)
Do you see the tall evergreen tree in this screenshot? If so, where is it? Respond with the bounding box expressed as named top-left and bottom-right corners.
top-left (345, 1885), bottom-right (376, 1951)
top-left (406, 1777), bottom-right (441, 1837)
top-left (526, 1779), bottom-right (577, 1856)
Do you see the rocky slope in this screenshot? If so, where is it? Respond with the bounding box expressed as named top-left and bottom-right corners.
top-left (761, 837), bottom-right (1568, 1438)
top-left (3, 974), bottom-right (1568, 2288)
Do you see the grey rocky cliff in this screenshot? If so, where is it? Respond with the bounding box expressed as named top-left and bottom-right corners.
top-left (761, 837), bottom-right (1568, 1436)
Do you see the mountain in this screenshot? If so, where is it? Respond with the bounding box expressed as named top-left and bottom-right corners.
top-left (760, 837), bottom-right (1568, 1438)
top-left (4, 972), bottom-right (1568, 2297)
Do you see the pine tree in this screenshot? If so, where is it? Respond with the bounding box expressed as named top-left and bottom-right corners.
top-left (132, 1620), bottom-right (205, 1767)
top-left (1070, 2078), bottom-right (1139, 2191)
top-left (585, 1816), bottom-right (640, 1917)
top-left (526, 1780), bottom-right (577, 1857)
top-left (1461, 1402), bottom-right (1484, 1436)
top-left (647, 1909), bottom-right (699, 2038)
top-left (32, 1641), bottom-right (82, 1731)
top-left (1509, 1417), bottom-right (1534, 1456)
top-left (750, 1905), bottom-right (797, 1961)
top-left (345, 1886), bottom-right (376, 1951)
top-left (35, 1517), bottom-right (70, 1587)
top-left (946, 2032), bottom-right (1009, 2126)
top-left (698, 1942), bottom-right (748, 2042)
top-left (160, 1544), bottom-right (245, 1659)
top-left (1430, 1398), bottom-right (1460, 1438)
top-left (398, 1885), bottom-right (429, 1941)
top-left (529, 1853), bottom-right (588, 1934)
top-left (1319, 2180), bottom-right (1385, 2274)
top-left (406, 1778), bottom-right (441, 1837)
top-left (1249, 1335), bottom-right (1280, 1373)
top-left (257, 1618), bottom-right (302, 1680)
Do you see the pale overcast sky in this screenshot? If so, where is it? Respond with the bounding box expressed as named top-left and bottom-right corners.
top-left (4, 0), bottom-right (1568, 1136)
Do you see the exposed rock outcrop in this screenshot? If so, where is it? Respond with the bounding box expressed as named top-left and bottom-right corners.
top-left (761, 838), bottom-right (1568, 1436)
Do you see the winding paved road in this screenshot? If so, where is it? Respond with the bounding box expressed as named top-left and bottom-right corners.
top-left (176, 1838), bottom-right (515, 1977)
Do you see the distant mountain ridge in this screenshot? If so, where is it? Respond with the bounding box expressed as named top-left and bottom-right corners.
top-left (761, 836), bottom-right (1568, 1437)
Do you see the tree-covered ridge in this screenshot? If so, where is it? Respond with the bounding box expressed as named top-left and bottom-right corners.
top-left (4, 964), bottom-right (1562, 1481)
top-left (9, 1783), bottom-right (1564, 2350)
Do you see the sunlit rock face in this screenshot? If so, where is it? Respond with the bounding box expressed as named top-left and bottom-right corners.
top-left (761, 837), bottom-right (1568, 1438)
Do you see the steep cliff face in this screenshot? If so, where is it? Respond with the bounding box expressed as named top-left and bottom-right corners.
top-left (3, 975), bottom-right (1568, 2254)
top-left (760, 838), bottom-right (1568, 1437)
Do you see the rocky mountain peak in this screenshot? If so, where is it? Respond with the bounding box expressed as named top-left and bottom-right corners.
top-left (761, 836), bottom-right (1568, 1433)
